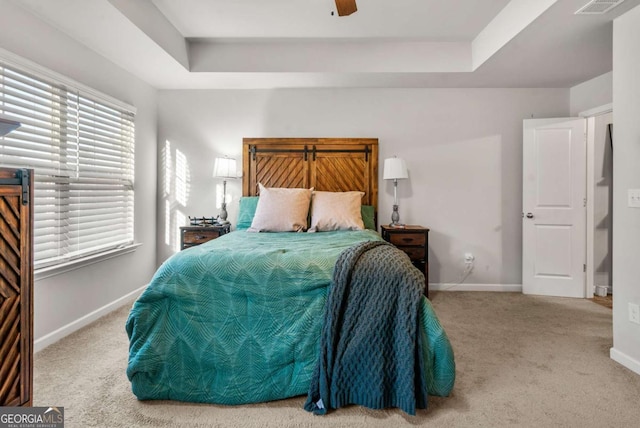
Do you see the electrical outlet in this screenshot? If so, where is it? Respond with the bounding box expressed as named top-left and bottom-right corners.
top-left (629, 303), bottom-right (640, 325)
top-left (628, 189), bottom-right (640, 208)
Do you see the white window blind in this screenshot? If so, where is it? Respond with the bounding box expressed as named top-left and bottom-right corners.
top-left (0, 58), bottom-right (135, 269)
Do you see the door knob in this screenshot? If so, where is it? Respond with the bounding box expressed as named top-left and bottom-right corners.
top-left (526, 213), bottom-right (534, 219)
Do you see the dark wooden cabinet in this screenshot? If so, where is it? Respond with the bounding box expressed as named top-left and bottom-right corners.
top-left (180, 224), bottom-right (231, 250)
top-left (381, 225), bottom-right (430, 297)
top-left (0, 167), bottom-right (33, 407)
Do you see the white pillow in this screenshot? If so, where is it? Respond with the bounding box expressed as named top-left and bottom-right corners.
top-left (247, 184), bottom-right (312, 232)
top-left (309, 191), bottom-right (365, 232)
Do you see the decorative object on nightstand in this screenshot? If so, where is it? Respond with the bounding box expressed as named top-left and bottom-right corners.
top-left (213, 156), bottom-right (238, 223)
top-left (383, 156), bottom-right (408, 227)
top-left (180, 223), bottom-right (231, 250)
top-left (381, 225), bottom-right (430, 297)
top-left (189, 216), bottom-right (218, 226)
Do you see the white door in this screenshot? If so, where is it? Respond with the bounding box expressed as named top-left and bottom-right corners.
top-left (523, 118), bottom-right (586, 297)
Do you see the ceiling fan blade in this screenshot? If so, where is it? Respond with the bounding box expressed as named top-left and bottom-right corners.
top-left (335, 0), bottom-right (357, 16)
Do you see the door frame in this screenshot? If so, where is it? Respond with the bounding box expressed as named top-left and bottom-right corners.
top-left (579, 103), bottom-right (613, 299)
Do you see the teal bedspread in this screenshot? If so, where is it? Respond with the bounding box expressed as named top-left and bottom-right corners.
top-left (126, 230), bottom-right (455, 405)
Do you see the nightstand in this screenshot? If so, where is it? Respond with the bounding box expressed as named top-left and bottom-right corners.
top-left (380, 225), bottom-right (430, 297)
top-left (180, 224), bottom-right (231, 250)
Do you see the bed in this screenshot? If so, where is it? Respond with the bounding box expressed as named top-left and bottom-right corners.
top-left (126, 138), bottom-right (455, 409)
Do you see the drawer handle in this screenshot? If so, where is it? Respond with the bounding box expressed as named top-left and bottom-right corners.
top-left (195, 235), bottom-right (207, 240)
top-left (402, 238), bottom-right (413, 242)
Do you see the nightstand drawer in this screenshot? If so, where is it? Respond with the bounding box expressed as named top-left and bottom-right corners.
top-left (183, 230), bottom-right (222, 245)
top-left (388, 233), bottom-right (426, 247)
top-left (380, 225), bottom-right (430, 298)
top-left (398, 247), bottom-right (425, 261)
top-left (180, 224), bottom-right (231, 250)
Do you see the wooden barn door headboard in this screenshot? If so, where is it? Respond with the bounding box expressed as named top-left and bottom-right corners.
top-left (242, 138), bottom-right (378, 212)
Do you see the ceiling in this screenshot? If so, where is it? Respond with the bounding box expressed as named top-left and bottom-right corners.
top-left (12, 0), bottom-right (640, 89)
top-left (151, 0), bottom-right (511, 39)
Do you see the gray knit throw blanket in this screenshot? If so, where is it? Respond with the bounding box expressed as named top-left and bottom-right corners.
top-left (304, 240), bottom-right (428, 416)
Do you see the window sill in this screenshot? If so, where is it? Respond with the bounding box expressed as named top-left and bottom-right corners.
top-left (34, 243), bottom-right (142, 281)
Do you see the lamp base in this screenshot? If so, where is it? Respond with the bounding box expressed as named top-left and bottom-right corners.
top-left (390, 204), bottom-right (403, 227)
top-left (219, 202), bottom-right (228, 222)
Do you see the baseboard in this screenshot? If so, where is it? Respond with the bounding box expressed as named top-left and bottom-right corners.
top-left (430, 283), bottom-right (522, 292)
top-left (34, 284), bottom-right (147, 353)
top-left (610, 347), bottom-right (640, 376)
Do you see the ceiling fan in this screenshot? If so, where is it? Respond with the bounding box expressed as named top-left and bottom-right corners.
top-left (335, 0), bottom-right (357, 16)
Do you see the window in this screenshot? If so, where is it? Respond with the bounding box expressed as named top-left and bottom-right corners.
top-left (0, 56), bottom-right (135, 270)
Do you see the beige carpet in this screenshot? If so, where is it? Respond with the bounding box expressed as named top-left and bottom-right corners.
top-left (34, 292), bottom-right (640, 428)
top-left (590, 294), bottom-right (613, 309)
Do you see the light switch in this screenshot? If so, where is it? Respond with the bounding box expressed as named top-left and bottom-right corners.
top-left (629, 189), bottom-right (640, 208)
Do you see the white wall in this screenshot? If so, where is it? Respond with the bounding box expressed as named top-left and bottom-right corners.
top-left (0, 0), bottom-right (158, 348)
top-left (157, 88), bottom-right (568, 288)
top-left (611, 5), bottom-right (640, 375)
top-left (570, 72), bottom-right (612, 116)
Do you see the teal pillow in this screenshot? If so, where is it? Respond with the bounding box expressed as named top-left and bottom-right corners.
top-left (361, 205), bottom-right (376, 230)
top-left (236, 196), bottom-right (259, 229)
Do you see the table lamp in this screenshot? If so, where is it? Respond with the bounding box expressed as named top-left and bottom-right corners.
top-left (383, 156), bottom-right (409, 226)
top-left (213, 156), bottom-right (237, 223)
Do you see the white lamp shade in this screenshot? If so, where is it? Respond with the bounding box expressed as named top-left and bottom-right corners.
top-left (213, 157), bottom-right (237, 178)
top-left (383, 157), bottom-right (408, 180)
